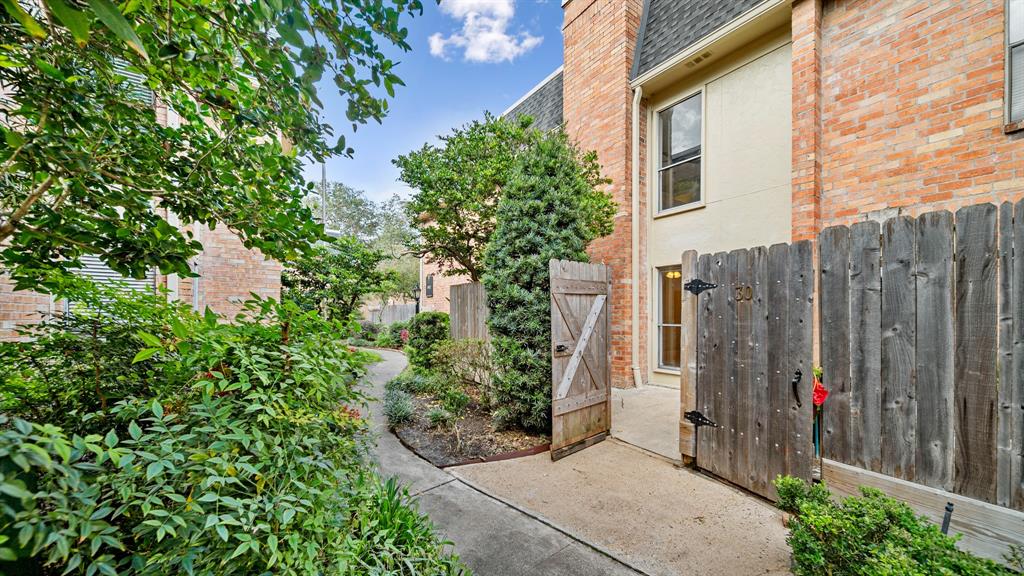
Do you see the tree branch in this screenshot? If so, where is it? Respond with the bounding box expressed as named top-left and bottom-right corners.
top-left (0, 175), bottom-right (55, 244)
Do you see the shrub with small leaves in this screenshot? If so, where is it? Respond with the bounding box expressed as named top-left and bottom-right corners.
top-left (774, 476), bottom-right (1012, 576)
top-left (441, 388), bottom-right (471, 417)
top-left (389, 320), bottom-right (410, 347)
top-left (384, 389), bottom-right (415, 429)
top-left (427, 408), bottom-right (453, 429)
top-left (386, 371), bottom-right (432, 395)
top-left (405, 312), bottom-right (450, 369)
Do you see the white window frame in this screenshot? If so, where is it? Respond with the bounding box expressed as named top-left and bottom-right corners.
top-left (1008, 0), bottom-right (1024, 125)
top-left (655, 90), bottom-right (705, 215)
top-left (656, 265), bottom-right (683, 371)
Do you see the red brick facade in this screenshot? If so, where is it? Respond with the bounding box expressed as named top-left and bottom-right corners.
top-left (563, 0), bottom-right (645, 388)
top-left (418, 259), bottom-right (470, 313)
top-left (796, 0), bottom-right (1024, 233)
top-left (191, 225), bottom-right (282, 319)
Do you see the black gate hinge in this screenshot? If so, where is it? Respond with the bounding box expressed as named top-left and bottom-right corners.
top-left (684, 279), bottom-right (717, 295)
top-left (684, 410), bottom-right (718, 428)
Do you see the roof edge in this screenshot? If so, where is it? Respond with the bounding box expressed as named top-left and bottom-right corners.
top-left (501, 66), bottom-right (564, 117)
top-left (629, 0), bottom-right (655, 80)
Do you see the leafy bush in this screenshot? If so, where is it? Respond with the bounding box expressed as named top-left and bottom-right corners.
top-left (386, 371), bottom-right (432, 395)
top-left (0, 284), bottom-right (463, 575)
top-left (359, 320), bottom-right (383, 339)
top-left (774, 476), bottom-right (1012, 576)
top-left (388, 320), bottom-right (410, 345)
top-left (405, 312), bottom-right (450, 370)
top-left (481, 129), bottom-right (614, 431)
top-left (432, 339), bottom-right (495, 405)
top-left (427, 408), bottom-right (454, 429)
top-left (441, 389), bottom-right (471, 417)
top-left (384, 389), bottom-right (414, 428)
top-left (375, 330), bottom-right (399, 348)
top-left (281, 238), bottom-right (396, 321)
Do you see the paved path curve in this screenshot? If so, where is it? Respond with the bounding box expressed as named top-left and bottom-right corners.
top-left (365, 349), bottom-right (644, 576)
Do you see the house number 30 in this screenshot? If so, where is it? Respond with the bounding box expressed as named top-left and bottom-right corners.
top-left (735, 285), bottom-right (753, 301)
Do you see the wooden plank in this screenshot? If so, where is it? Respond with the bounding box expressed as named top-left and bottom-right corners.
top-left (733, 249), bottom-right (753, 492)
top-left (696, 253), bottom-right (717, 471)
top-left (788, 240), bottom-right (815, 481)
top-left (954, 203), bottom-right (999, 503)
top-left (680, 250), bottom-right (699, 457)
top-left (750, 246), bottom-right (770, 497)
top-left (550, 277), bottom-right (609, 295)
top-left (552, 292), bottom-right (608, 391)
top-left (552, 294), bottom-right (606, 400)
top-left (819, 225), bottom-right (851, 464)
top-left (881, 215), bottom-right (917, 480)
top-left (766, 243), bottom-right (789, 499)
top-left (823, 458), bottom-right (1024, 564)
top-left (723, 250), bottom-right (740, 482)
top-left (916, 210), bottom-right (955, 491)
top-left (849, 221), bottom-right (882, 472)
top-left (551, 431), bottom-right (608, 461)
top-left (1012, 200), bottom-right (1024, 511)
top-left (553, 390), bottom-right (608, 416)
top-left (999, 200), bottom-right (1015, 506)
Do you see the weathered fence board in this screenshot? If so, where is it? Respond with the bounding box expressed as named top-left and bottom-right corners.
top-left (450, 282), bottom-right (490, 340)
top-left (998, 202), bottom-right (1016, 509)
top-left (954, 203), bottom-right (998, 503)
top-left (1008, 201), bottom-right (1024, 510)
top-left (881, 215), bottom-right (916, 481)
top-left (766, 244), bottom-right (789, 496)
top-left (915, 210), bottom-right (954, 491)
top-left (750, 248), bottom-right (769, 496)
top-left (850, 221), bottom-right (881, 472)
top-left (787, 241), bottom-right (814, 483)
top-left (365, 302), bottom-right (416, 325)
top-left (679, 250), bottom-right (699, 457)
top-left (820, 226), bottom-right (851, 463)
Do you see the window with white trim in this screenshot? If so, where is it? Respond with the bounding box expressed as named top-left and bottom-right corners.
top-left (1011, 0), bottom-right (1024, 122)
top-left (657, 266), bottom-right (682, 369)
top-left (658, 92), bottom-right (702, 211)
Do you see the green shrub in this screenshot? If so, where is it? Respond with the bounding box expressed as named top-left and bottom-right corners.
top-left (388, 320), bottom-right (410, 348)
top-left (481, 129), bottom-right (614, 431)
top-left (359, 320), bottom-right (383, 338)
top-left (773, 476), bottom-right (1012, 576)
top-left (384, 389), bottom-right (414, 428)
top-left (427, 408), bottom-right (453, 428)
top-left (441, 388), bottom-right (471, 417)
top-left (432, 339), bottom-right (495, 404)
top-left (0, 284), bottom-right (464, 575)
top-left (386, 371), bottom-right (432, 395)
top-left (375, 330), bottom-right (399, 348)
top-left (405, 312), bottom-right (450, 370)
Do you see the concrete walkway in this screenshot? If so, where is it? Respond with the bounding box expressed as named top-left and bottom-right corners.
top-left (611, 385), bottom-right (680, 461)
top-left (365, 349), bottom-right (644, 576)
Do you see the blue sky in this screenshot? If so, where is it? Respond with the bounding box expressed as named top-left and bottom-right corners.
top-left (302, 0), bottom-right (564, 203)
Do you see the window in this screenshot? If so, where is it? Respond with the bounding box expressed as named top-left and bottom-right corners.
top-left (657, 266), bottom-right (683, 369)
top-left (426, 274), bottom-right (434, 298)
top-left (1011, 0), bottom-right (1024, 122)
top-left (658, 93), bottom-right (702, 211)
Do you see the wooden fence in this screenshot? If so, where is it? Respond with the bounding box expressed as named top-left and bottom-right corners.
top-left (817, 201), bottom-right (1024, 559)
top-left (365, 303), bottom-right (416, 325)
top-left (450, 282), bottom-right (490, 340)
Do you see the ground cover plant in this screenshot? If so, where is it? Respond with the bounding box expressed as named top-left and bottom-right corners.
top-left (0, 278), bottom-right (465, 575)
top-left (774, 475), bottom-right (1012, 575)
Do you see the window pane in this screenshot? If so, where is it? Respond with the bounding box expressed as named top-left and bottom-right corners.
top-left (660, 267), bottom-right (682, 325)
top-left (660, 157), bottom-right (701, 209)
top-left (659, 94), bottom-right (702, 167)
top-left (1013, 46), bottom-right (1024, 122)
top-left (1012, 0), bottom-right (1024, 45)
top-left (660, 326), bottom-right (681, 369)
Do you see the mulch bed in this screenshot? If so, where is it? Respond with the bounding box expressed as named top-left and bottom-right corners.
top-left (393, 388), bottom-right (550, 468)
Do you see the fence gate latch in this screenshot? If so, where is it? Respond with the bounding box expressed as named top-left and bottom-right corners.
top-left (684, 278), bottom-right (717, 296)
top-left (684, 410), bottom-right (718, 428)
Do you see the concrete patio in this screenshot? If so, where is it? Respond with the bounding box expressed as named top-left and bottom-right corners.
top-left (611, 384), bottom-right (681, 462)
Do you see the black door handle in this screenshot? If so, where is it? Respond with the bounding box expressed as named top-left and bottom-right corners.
top-left (792, 370), bottom-right (803, 408)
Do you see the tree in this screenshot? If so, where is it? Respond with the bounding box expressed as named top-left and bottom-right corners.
top-left (0, 0), bottom-right (424, 291)
top-left (311, 182), bottom-right (381, 241)
top-left (394, 113), bottom-right (536, 282)
top-left (282, 236), bottom-right (396, 321)
top-left (481, 129), bottom-right (614, 431)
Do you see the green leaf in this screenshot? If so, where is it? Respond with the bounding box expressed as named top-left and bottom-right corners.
top-left (4, 130), bottom-right (25, 149)
top-left (137, 331), bottom-right (162, 347)
top-left (150, 398), bottom-right (163, 419)
top-left (87, 0), bottom-right (148, 61)
top-left (169, 318), bottom-right (188, 339)
top-left (215, 524), bottom-right (228, 542)
top-left (0, 482), bottom-right (32, 499)
top-left (104, 429), bottom-right (118, 448)
top-left (275, 22), bottom-right (304, 47)
top-left (128, 420), bottom-right (142, 440)
top-left (132, 347), bottom-right (159, 363)
top-left (44, 0), bottom-right (90, 44)
top-left (1, 0), bottom-right (46, 39)
top-left (145, 461), bottom-right (163, 479)
top-left (229, 541), bottom-right (249, 559)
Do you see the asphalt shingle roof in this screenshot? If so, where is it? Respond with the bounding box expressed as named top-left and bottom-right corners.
top-left (632, 0), bottom-right (766, 79)
top-left (504, 69), bottom-right (563, 131)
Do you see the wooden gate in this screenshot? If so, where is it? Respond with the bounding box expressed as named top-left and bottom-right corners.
top-left (550, 259), bottom-right (611, 460)
top-left (682, 243), bottom-right (815, 499)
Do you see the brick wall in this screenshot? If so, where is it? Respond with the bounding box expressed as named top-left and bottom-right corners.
top-left (794, 0), bottom-right (1024, 234)
top-left (0, 276), bottom-right (53, 341)
top-left (195, 224), bottom-right (281, 319)
top-left (563, 0), bottom-right (644, 388)
top-left (419, 259), bottom-right (469, 314)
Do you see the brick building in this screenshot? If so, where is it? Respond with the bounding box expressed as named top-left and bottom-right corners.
top-left (447, 0), bottom-right (1024, 392)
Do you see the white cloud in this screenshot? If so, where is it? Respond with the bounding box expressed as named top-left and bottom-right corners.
top-left (429, 0), bottom-right (542, 63)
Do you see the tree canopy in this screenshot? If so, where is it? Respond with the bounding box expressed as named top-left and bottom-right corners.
top-left (282, 235), bottom-right (394, 321)
top-left (393, 113), bottom-right (536, 282)
top-left (0, 0), bottom-right (424, 292)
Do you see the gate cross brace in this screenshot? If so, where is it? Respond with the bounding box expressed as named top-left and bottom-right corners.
top-left (554, 294), bottom-right (607, 400)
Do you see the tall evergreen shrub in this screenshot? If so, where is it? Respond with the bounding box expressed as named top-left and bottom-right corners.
top-left (482, 130), bottom-right (614, 431)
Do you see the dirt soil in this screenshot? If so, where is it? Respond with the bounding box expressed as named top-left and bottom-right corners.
top-left (394, 389), bottom-right (550, 467)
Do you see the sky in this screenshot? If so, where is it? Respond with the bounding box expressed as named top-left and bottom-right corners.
top-left (301, 0), bottom-right (565, 203)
